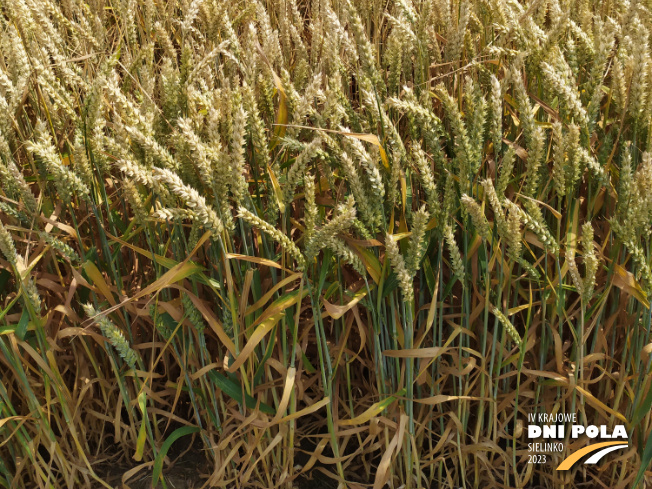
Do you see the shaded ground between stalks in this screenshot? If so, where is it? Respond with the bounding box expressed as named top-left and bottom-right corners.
top-left (97, 464), bottom-right (339, 489)
top-left (95, 447), bottom-right (208, 488)
top-left (93, 416), bottom-right (343, 488)
top-left (94, 442), bottom-right (340, 489)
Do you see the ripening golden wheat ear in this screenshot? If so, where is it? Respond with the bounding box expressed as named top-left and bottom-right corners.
top-left (385, 233), bottom-right (414, 303)
top-left (152, 167), bottom-right (224, 238)
top-left (406, 206), bottom-right (430, 275)
top-left (238, 206), bottom-right (306, 268)
top-left (305, 196), bottom-right (357, 259)
top-left (461, 194), bottom-right (490, 241)
top-left (27, 122), bottom-right (90, 204)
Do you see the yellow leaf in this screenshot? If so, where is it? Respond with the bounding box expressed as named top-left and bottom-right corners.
top-left (89, 233), bottom-right (211, 321)
top-left (613, 264), bottom-right (649, 308)
top-left (226, 253), bottom-right (285, 270)
top-left (340, 388), bottom-right (405, 426)
top-left (515, 193), bottom-right (562, 219)
top-left (268, 367), bottom-right (295, 425)
top-left (227, 311), bottom-right (282, 373)
top-left (244, 272), bottom-right (302, 316)
top-left (413, 394), bottom-right (486, 405)
top-left (271, 124), bottom-right (389, 169)
top-left (373, 414), bottom-right (407, 489)
top-left (266, 164), bottom-right (286, 213)
top-left (83, 261), bottom-right (116, 306)
top-left (274, 397), bottom-right (330, 425)
top-left (576, 386), bottom-right (628, 423)
top-left (133, 391), bottom-right (147, 461)
top-left (349, 243), bottom-right (382, 284)
top-left (343, 132), bottom-right (389, 170)
top-left (400, 170), bottom-right (407, 213)
top-left (0, 416), bottom-right (26, 429)
top-left (185, 291), bottom-right (236, 355)
top-left (227, 290), bottom-right (307, 372)
top-left (382, 347), bottom-right (447, 358)
top-left (322, 287), bottom-right (370, 320)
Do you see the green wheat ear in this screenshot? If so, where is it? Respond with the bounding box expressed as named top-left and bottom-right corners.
top-left (491, 305), bottom-right (522, 345)
top-left (39, 232), bottom-right (81, 263)
top-left (0, 220), bottom-right (17, 265)
top-left (182, 294), bottom-right (205, 333)
top-left (84, 304), bottom-right (138, 370)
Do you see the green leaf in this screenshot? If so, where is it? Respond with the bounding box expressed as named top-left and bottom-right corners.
top-left (152, 426), bottom-right (200, 487)
top-left (631, 384), bottom-right (652, 430)
top-left (633, 432), bottom-right (652, 488)
top-left (0, 296), bottom-right (24, 335)
top-left (318, 249), bottom-right (333, 293)
top-left (253, 325), bottom-right (277, 386)
top-left (382, 272), bottom-right (399, 298)
top-left (266, 164), bottom-right (285, 213)
top-left (422, 256), bottom-right (436, 295)
top-left (16, 309), bottom-right (29, 341)
top-left (207, 371), bottom-right (275, 414)
top-left (301, 351), bottom-right (317, 373)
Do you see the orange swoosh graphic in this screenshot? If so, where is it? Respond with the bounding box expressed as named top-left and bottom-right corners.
top-left (556, 441), bottom-right (627, 470)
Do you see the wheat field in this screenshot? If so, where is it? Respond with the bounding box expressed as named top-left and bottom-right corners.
top-left (0, 0), bottom-right (651, 487)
